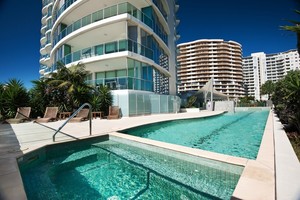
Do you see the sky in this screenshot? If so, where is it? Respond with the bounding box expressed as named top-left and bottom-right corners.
top-left (0, 0), bottom-right (299, 89)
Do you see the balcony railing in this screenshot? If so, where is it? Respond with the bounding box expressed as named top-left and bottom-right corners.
top-left (53, 0), bottom-right (78, 22)
top-left (53, 2), bottom-right (168, 47)
top-left (42, 0), bottom-right (53, 7)
top-left (86, 76), bottom-right (154, 92)
top-left (56, 39), bottom-right (153, 67)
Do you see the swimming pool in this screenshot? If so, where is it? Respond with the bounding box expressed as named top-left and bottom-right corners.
top-left (120, 109), bottom-right (270, 159)
top-left (18, 136), bottom-right (243, 199)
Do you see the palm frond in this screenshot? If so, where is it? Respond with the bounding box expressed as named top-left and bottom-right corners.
top-left (281, 25), bottom-right (300, 32)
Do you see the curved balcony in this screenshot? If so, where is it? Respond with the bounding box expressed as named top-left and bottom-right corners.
top-left (45, 28), bottom-right (51, 36)
top-left (151, 2), bottom-right (170, 35)
top-left (56, 39), bottom-right (153, 66)
top-left (42, 5), bottom-right (48, 15)
top-left (41, 14), bottom-right (47, 25)
top-left (86, 76), bottom-right (154, 92)
top-left (45, 43), bottom-right (52, 53)
top-left (46, 15), bottom-right (52, 24)
top-left (41, 25), bottom-right (47, 34)
top-left (39, 56), bottom-right (45, 64)
top-left (53, 0), bottom-right (78, 23)
top-left (52, 2), bottom-right (168, 48)
top-left (40, 36), bottom-right (46, 45)
top-left (39, 68), bottom-right (45, 75)
top-left (40, 46), bottom-right (47, 55)
top-left (40, 54), bottom-right (51, 66)
top-left (175, 4), bottom-right (179, 13)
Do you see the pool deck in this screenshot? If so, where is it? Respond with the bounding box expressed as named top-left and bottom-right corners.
top-left (0, 109), bottom-right (299, 199)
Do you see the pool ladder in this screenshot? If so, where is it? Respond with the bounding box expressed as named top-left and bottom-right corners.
top-left (52, 103), bottom-right (92, 142)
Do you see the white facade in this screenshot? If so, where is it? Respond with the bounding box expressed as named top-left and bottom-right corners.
top-left (242, 49), bottom-right (300, 100)
top-left (39, 0), bottom-right (181, 116)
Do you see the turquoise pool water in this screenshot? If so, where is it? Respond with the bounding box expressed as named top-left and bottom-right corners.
top-left (19, 137), bottom-right (243, 200)
top-left (120, 109), bottom-right (270, 159)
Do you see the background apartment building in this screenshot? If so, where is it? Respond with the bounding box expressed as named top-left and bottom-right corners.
top-left (177, 39), bottom-right (244, 99)
top-left (242, 49), bottom-right (299, 100)
top-left (39, 0), bottom-right (180, 116)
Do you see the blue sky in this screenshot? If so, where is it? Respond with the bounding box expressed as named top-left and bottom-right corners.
top-left (0, 0), bottom-right (299, 89)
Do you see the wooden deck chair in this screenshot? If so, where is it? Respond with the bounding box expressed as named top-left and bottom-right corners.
top-left (5, 107), bottom-right (31, 124)
top-left (107, 106), bottom-right (120, 119)
top-left (34, 107), bottom-right (58, 123)
top-left (70, 108), bottom-right (89, 122)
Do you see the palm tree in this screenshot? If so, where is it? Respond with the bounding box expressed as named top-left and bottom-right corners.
top-left (285, 71), bottom-right (300, 134)
top-left (284, 70), bottom-right (300, 112)
top-left (94, 85), bottom-right (112, 116)
top-left (281, 10), bottom-right (300, 54)
top-left (49, 62), bottom-right (92, 110)
top-left (1, 79), bottom-right (29, 118)
top-left (272, 71), bottom-right (300, 132)
top-left (29, 78), bottom-right (54, 118)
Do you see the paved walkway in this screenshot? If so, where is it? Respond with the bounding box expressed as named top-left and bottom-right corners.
top-left (273, 114), bottom-right (300, 200)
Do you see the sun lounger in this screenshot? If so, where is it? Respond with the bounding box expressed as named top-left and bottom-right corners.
top-left (5, 107), bottom-right (31, 124)
top-left (107, 106), bottom-right (120, 119)
top-left (34, 107), bottom-right (58, 123)
top-left (70, 108), bottom-right (89, 122)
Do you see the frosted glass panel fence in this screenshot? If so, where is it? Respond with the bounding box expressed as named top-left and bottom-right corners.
top-left (112, 91), bottom-right (181, 117)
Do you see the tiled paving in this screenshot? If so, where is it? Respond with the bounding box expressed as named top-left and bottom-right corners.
top-left (0, 110), bottom-right (299, 199)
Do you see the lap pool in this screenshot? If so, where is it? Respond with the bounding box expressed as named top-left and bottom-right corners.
top-left (18, 136), bottom-right (243, 200)
top-left (120, 109), bottom-right (270, 159)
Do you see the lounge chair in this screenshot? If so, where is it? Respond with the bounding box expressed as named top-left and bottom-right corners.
top-left (70, 108), bottom-right (89, 122)
top-left (34, 107), bottom-right (58, 123)
top-left (5, 107), bottom-right (31, 124)
top-left (107, 106), bottom-right (120, 119)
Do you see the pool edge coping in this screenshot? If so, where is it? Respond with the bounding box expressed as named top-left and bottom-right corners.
top-left (232, 109), bottom-right (276, 200)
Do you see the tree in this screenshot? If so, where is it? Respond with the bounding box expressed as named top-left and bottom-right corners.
top-left (273, 70), bottom-right (300, 133)
top-left (272, 79), bottom-right (287, 119)
top-left (94, 85), bottom-right (112, 116)
top-left (29, 78), bottom-right (54, 118)
top-left (260, 80), bottom-right (275, 100)
top-left (49, 62), bottom-right (92, 110)
top-left (284, 70), bottom-right (300, 113)
top-left (281, 10), bottom-right (300, 54)
top-left (0, 79), bottom-right (29, 118)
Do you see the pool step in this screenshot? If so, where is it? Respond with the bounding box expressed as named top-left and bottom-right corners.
top-left (91, 143), bottom-right (239, 199)
top-left (50, 148), bottom-right (112, 174)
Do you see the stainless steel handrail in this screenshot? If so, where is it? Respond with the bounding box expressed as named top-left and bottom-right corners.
top-left (52, 103), bottom-right (92, 142)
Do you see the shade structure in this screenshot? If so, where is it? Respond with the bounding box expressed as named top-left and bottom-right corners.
top-left (196, 78), bottom-right (228, 101)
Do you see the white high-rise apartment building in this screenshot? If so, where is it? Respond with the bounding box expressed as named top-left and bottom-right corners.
top-left (39, 0), bottom-right (180, 116)
top-left (242, 49), bottom-right (300, 100)
top-left (242, 52), bottom-right (266, 100)
top-left (177, 39), bottom-right (244, 99)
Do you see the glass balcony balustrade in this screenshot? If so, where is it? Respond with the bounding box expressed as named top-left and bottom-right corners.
top-left (53, 0), bottom-right (78, 22)
top-left (152, 0), bottom-right (167, 20)
top-left (56, 39), bottom-right (153, 66)
top-left (42, 0), bottom-right (53, 7)
top-left (53, 2), bottom-right (167, 47)
top-left (86, 77), bottom-right (154, 92)
top-left (40, 54), bottom-right (50, 62)
top-left (39, 64), bottom-right (48, 70)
